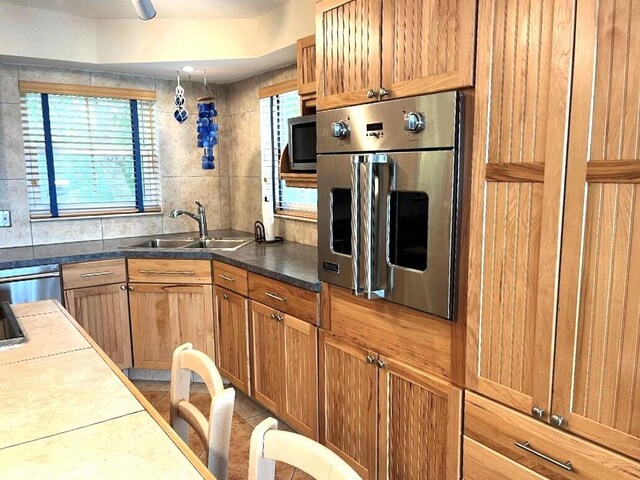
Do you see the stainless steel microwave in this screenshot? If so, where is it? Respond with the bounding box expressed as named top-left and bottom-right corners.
top-left (316, 92), bottom-right (467, 320)
top-left (288, 115), bottom-right (317, 171)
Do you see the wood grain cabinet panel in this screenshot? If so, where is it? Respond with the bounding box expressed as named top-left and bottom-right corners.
top-left (250, 301), bottom-right (284, 412)
top-left (297, 34), bottom-right (317, 96)
top-left (316, 0), bottom-right (382, 110)
top-left (380, 0), bottom-right (476, 99)
top-left (553, 0), bottom-right (640, 460)
top-left (129, 283), bottom-right (214, 369)
top-left (465, 0), bottom-right (575, 416)
top-left (320, 331), bottom-right (378, 479)
top-left (64, 283), bottom-right (132, 370)
top-left (214, 287), bottom-right (250, 395)
top-left (463, 436), bottom-right (547, 480)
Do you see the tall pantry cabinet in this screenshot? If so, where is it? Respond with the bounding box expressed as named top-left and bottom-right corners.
top-left (466, 0), bottom-right (640, 470)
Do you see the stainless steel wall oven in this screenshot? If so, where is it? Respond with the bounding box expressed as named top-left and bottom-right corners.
top-left (317, 92), bottom-right (467, 320)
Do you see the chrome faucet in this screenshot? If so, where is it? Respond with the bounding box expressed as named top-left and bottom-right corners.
top-left (170, 201), bottom-right (209, 240)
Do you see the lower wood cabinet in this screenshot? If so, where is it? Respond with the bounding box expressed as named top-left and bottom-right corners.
top-left (463, 436), bottom-right (547, 480)
top-left (64, 283), bottom-right (132, 370)
top-left (129, 283), bottom-right (214, 369)
top-left (214, 286), bottom-right (250, 395)
top-left (250, 300), bottom-right (319, 439)
top-left (320, 330), bottom-right (462, 480)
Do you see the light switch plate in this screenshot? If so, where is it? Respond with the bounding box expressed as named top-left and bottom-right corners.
top-left (0, 210), bottom-right (11, 227)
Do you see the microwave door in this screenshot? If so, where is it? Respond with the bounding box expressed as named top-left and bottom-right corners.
top-left (383, 151), bottom-right (456, 319)
top-left (317, 154), bottom-right (355, 290)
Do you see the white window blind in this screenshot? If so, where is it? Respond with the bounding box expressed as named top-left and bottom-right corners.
top-left (260, 90), bottom-right (317, 214)
top-left (21, 92), bottom-right (160, 218)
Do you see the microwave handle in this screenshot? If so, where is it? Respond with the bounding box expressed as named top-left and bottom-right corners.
top-left (350, 155), bottom-right (362, 295)
top-left (361, 154), bottom-right (387, 299)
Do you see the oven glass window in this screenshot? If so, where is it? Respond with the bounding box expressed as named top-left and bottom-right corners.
top-left (388, 191), bottom-right (428, 271)
top-left (331, 188), bottom-right (352, 255)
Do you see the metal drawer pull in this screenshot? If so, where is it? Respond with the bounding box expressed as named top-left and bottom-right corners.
top-left (515, 441), bottom-right (573, 471)
top-left (223, 293), bottom-right (230, 299)
top-left (265, 291), bottom-right (287, 302)
top-left (138, 270), bottom-right (195, 276)
top-left (218, 274), bottom-right (235, 282)
top-left (270, 312), bottom-right (284, 321)
top-left (80, 271), bottom-right (112, 278)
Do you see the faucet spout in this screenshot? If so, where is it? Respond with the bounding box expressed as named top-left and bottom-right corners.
top-left (169, 202), bottom-right (209, 240)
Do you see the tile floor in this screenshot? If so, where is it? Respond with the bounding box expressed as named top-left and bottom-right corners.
top-left (132, 380), bottom-right (312, 480)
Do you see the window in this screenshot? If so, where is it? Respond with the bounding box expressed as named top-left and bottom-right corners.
top-left (260, 90), bottom-right (317, 217)
top-left (20, 88), bottom-right (160, 218)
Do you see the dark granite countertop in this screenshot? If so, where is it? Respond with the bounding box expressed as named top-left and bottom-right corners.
top-left (0, 230), bottom-right (321, 292)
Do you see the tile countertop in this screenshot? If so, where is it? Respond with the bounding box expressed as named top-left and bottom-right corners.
top-left (0, 230), bottom-right (321, 292)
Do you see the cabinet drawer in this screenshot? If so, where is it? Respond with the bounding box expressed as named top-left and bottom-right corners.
top-left (213, 261), bottom-right (248, 296)
top-left (128, 259), bottom-right (212, 284)
top-left (248, 273), bottom-right (318, 325)
top-left (62, 259), bottom-right (126, 290)
top-left (465, 392), bottom-right (640, 480)
top-left (464, 436), bottom-right (547, 480)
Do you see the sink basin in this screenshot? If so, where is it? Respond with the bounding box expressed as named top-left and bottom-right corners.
top-left (122, 238), bottom-right (196, 249)
top-left (183, 237), bottom-right (254, 251)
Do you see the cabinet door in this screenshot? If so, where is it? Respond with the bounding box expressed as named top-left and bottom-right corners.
top-left (250, 301), bottom-right (284, 413)
top-left (281, 314), bottom-right (318, 439)
top-left (64, 283), bottom-right (132, 369)
top-left (553, 0), bottom-right (640, 460)
top-left (378, 358), bottom-right (462, 480)
top-left (465, 0), bottom-right (575, 416)
top-left (129, 284), bottom-right (214, 369)
top-left (463, 437), bottom-right (547, 480)
top-left (380, 0), bottom-right (476, 99)
top-left (316, 0), bottom-right (382, 110)
top-left (214, 287), bottom-right (250, 395)
top-left (297, 34), bottom-right (317, 96)
top-left (319, 331), bottom-right (378, 479)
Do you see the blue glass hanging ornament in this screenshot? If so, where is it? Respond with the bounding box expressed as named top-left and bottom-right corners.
top-left (173, 71), bottom-right (188, 124)
top-left (196, 71), bottom-right (218, 170)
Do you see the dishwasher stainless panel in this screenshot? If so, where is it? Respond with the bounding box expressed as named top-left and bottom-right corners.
top-left (0, 264), bottom-right (62, 303)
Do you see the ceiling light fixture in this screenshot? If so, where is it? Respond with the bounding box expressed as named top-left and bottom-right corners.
top-left (131, 0), bottom-right (157, 21)
top-left (182, 66), bottom-right (195, 73)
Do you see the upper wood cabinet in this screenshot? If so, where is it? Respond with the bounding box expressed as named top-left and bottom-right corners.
top-left (129, 283), bottom-right (214, 369)
top-left (315, 0), bottom-right (476, 110)
top-left (297, 34), bottom-right (317, 96)
top-left (552, 0), bottom-right (640, 460)
top-left (465, 0), bottom-right (575, 417)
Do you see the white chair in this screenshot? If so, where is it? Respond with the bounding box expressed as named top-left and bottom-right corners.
top-left (170, 342), bottom-right (235, 480)
top-left (248, 417), bottom-right (362, 480)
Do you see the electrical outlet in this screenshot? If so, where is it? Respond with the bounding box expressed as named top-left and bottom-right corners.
top-left (0, 210), bottom-right (11, 227)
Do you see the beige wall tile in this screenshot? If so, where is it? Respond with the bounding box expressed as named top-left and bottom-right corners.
top-left (17, 65), bottom-right (91, 85)
top-left (0, 64), bottom-right (19, 104)
top-left (161, 176), bottom-right (221, 234)
top-left (90, 72), bottom-right (155, 90)
top-left (230, 175), bottom-right (261, 233)
top-left (228, 111), bottom-right (261, 177)
top-left (226, 75), bottom-right (259, 115)
top-left (101, 214), bottom-right (164, 240)
top-left (31, 218), bottom-right (103, 245)
top-left (219, 176), bottom-right (231, 229)
top-left (0, 103), bottom-right (26, 180)
top-left (0, 180), bottom-right (31, 248)
top-left (259, 64), bottom-right (296, 88)
top-left (275, 217), bottom-right (317, 246)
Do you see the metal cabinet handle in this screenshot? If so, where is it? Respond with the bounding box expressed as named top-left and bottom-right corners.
top-left (138, 270), bottom-right (196, 276)
top-left (223, 293), bottom-right (230, 299)
top-left (0, 272), bottom-right (60, 283)
top-left (81, 271), bottom-right (112, 278)
top-left (515, 441), bottom-right (573, 471)
top-left (265, 292), bottom-right (287, 302)
top-left (366, 89), bottom-right (377, 99)
top-left (350, 155), bottom-right (362, 295)
top-left (120, 285), bottom-right (127, 290)
top-left (376, 359), bottom-right (386, 369)
top-left (549, 414), bottom-right (567, 428)
top-left (270, 312), bottom-right (284, 322)
top-left (218, 274), bottom-right (235, 282)
top-left (531, 406), bottom-right (545, 419)
top-left (378, 87), bottom-right (390, 99)
top-left (365, 355), bottom-right (376, 364)
top-left (128, 285), bottom-right (134, 291)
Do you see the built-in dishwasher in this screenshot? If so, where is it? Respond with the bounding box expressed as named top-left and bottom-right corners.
top-left (0, 265), bottom-right (62, 304)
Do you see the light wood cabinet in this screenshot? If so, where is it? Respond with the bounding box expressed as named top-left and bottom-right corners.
top-left (296, 34), bottom-right (316, 96)
top-left (214, 286), bottom-right (250, 395)
top-left (129, 283), bottom-right (214, 369)
top-left (463, 437), bottom-right (547, 480)
top-left (465, 0), bottom-right (575, 416)
top-left (64, 283), bottom-right (132, 370)
top-left (250, 301), bottom-right (319, 439)
top-left (316, 0), bottom-right (476, 110)
top-left (62, 259), bottom-right (132, 370)
top-left (552, 0), bottom-right (640, 460)
top-left (320, 331), bottom-right (462, 480)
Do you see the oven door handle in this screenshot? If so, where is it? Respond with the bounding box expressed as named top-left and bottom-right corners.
top-left (360, 153), bottom-right (387, 299)
top-left (350, 155), bottom-right (362, 295)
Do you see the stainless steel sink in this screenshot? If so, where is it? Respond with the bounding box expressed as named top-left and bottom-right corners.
top-left (122, 238), bottom-right (197, 249)
top-left (121, 236), bottom-right (254, 251)
top-left (182, 237), bottom-right (254, 251)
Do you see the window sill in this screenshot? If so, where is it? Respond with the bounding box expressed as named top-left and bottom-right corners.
top-left (30, 211), bottom-right (164, 222)
top-left (274, 211), bottom-right (317, 223)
